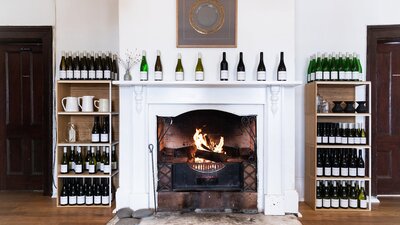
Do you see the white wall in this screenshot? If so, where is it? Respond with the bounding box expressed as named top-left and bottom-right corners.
top-left (295, 0), bottom-right (400, 200)
top-left (0, 0), bottom-right (55, 25)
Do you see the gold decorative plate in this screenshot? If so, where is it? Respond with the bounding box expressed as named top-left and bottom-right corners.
top-left (189, 0), bottom-right (225, 35)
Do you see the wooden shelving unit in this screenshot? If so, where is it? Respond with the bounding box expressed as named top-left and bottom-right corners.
top-left (56, 80), bottom-right (119, 208)
top-left (305, 81), bottom-right (372, 211)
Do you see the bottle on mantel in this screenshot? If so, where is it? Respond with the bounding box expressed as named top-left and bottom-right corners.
top-left (154, 50), bottom-right (163, 81)
top-left (175, 53), bottom-right (184, 81)
top-left (195, 52), bottom-right (204, 81)
top-left (220, 52), bottom-right (229, 81)
top-left (277, 52), bottom-right (287, 81)
top-left (59, 51), bottom-right (67, 80)
top-left (257, 52), bottom-right (266, 81)
top-left (237, 52), bottom-right (246, 81)
top-left (140, 50), bottom-right (149, 81)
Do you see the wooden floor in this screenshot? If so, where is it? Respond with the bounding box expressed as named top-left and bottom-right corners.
top-left (1, 192), bottom-right (400, 225)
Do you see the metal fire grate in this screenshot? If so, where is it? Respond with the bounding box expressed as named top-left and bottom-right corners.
top-left (188, 163), bottom-right (226, 173)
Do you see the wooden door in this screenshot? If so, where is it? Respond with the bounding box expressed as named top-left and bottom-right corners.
top-left (371, 43), bottom-right (400, 195)
top-left (0, 27), bottom-right (52, 193)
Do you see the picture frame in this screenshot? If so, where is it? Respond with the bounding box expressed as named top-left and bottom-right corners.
top-left (176, 0), bottom-right (237, 48)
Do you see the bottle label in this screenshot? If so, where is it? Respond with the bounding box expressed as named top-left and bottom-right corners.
top-left (94, 196), bottom-right (101, 204)
top-left (339, 71), bottom-right (346, 80)
top-left (360, 199), bottom-right (368, 209)
top-left (323, 199), bottom-right (331, 208)
top-left (345, 71), bottom-right (352, 80)
top-left (361, 137), bottom-right (367, 145)
top-left (348, 137), bottom-right (355, 144)
top-left (322, 137), bottom-right (328, 144)
top-left (85, 162), bottom-right (89, 170)
top-left (220, 70), bottom-right (229, 80)
top-left (175, 72), bottom-right (184, 81)
top-left (352, 71), bottom-right (360, 80)
top-left (329, 136), bottom-right (335, 144)
top-left (60, 165), bottom-right (68, 173)
top-left (100, 163), bottom-right (105, 172)
top-left (71, 162), bottom-right (76, 171)
top-left (154, 71), bottom-right (163, 81)
top-left (89, 70), bottom-right (96, 79)
top-left (354, 137), bottom-right (361, 144)
top-left (311, 72), bottom-right (315, 81)
top-left (112, 162), bottom-right (117, 170)
top-left (323, 71), bottom-right (330, 80)
top-left (315, 71), bottom-right (323, 80)
top-left (340, 199), bottom-right (349, 208)
top-left (77, 196), bottom-right (85, 204)
top-left (85, 196), bottom-right (93, 205)
top-left (359, 73), bottom-right (365, 81)
top-left (341, 168), bottom-right (349, 176)
top-left (342, 137), bottom-right (348, 144)
top-left (332, 167), bottom-right (340, 176)
top-left (91, 134), bottom-right (100, 142)
top-left (89, 165), bottom-right (95, 174)
top-left (75, 165), bottom-right (82, 173)
top-left (324, 168), bottom-right (331, 176)
top-left (59, 71), bottom-right (67, 80)
top-left (102, 196), bottom-right (109, 205)
top-left (331, 71), bottom-right (338, 80)
top-left (257, 71), bottom-right (266, 81)
top-left (331, 199), bottom-right (339, 208)
top-left (67, 70), bottom-right (74, 79)
top-left (278, 71), bottom-right (287, 81)
top-left (139, 71), bottom-right (148, 81)
top-left (81, 70), bottom-right (88, 79)
top-left (358, 168), bottom-right (365, 177)
top-left (316, 199), bottom-right (322, 208)
top-left (104, 70), bottom-right (111, 79)
top-left (68, 196), bottom-right (77, 205)
top-left (104, 165), bottom-right (111, 173)
top-left (317, 136), bottom-right (322, 144)
top-left (195, 72), bottom-right (204, 81)
top-left (96, 162), bottom-right (101, 171)
top-left (73, 70), bottom-right (81, 79)
top-left (60, 196), bottom-right (68, 205)
top-left (349, 168), bottom-right (357, 176)
top-left (335, 136), bottom-right (342, 144)
top-left (237, 71), bottom-right (246, 81)
top-left (307, 74), bottom-right (310, 82)
top-left (349, 199), bottom-right (358, 208)
top-left (317, 167), bottom-right (323, 176)
top-left (96, 70), bottom-right (103, 79)
top-left (100, 134), bottom-right (109, 143)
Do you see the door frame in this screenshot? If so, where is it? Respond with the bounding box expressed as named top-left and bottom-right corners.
top-left (0, 26), bottom-right (53, 195)
top-left (367, 24), bottom-right (400, 195)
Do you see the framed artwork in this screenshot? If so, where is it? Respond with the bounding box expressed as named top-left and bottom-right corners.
top-left (177, 0), bottom-right (237, 48)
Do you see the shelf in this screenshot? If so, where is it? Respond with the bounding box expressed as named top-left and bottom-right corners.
top-left (317, 145), bottom-right (370, 149)
top-left (317, 113), bottom-right (370, 117)
top-left (316, 176), bottom-right (371, 181)
top-left (313, 81), bottom-right (371, 86)
top-left (57, 204), bottom-right (112, 208)
top-left (315, 208), bottom-right (370, 212)
top-left (58, 141), bottom-right (119, 147)
top-left (58, 112), bottom-right (119, 116)
top-left (57, 80), bottom-right (113, 84)
top-left (58, 170), bottom-right (119, 178)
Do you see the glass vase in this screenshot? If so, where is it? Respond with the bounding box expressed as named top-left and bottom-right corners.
top-left (124, 69), bottom-right (132, 81)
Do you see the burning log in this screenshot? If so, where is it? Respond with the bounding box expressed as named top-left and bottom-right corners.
top-left (194, 149), bottom-right (229, 162)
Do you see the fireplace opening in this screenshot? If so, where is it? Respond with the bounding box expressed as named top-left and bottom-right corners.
top-left (157, 110), bottom-right (258, 211)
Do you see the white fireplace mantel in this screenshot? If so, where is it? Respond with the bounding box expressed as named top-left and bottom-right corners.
top-left (113, 80), bottom-right (302, 215)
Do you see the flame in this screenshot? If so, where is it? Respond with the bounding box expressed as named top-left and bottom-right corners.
top-left (193, 128), bottom-right (224, 153)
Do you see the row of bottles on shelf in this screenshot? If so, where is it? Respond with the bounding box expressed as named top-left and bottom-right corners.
top-left (59, 178), bottom-right (113, 206)
top-left (60, 145), bottom-right (117, 174)
top-left (316, 180), bottom-right (368, 209)
top-left (59, 51), bottom-right (119, 80)
top-left (307, 52), bottom-right (363, 83)
top-left (91, 116), bottom-right (110, 143)
top-left (317, 122), bottom-right (367, 145)
top-left (317, 149), bottom-right (365, 177)
top-left (138, 50), bottom-right (287, 82)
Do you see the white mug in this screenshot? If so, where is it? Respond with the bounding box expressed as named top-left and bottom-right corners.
top-left (61, 97), bottom-right (79, 112)
top-left (94, 98), bottom-right (110, 112)
top-left (78, 96), bottom-right (95, 112)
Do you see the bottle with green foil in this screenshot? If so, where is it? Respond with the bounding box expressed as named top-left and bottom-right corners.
top-left (175, 53), bottom-right (184, 81)
top-left (344, 53), bottom-right (352, 80)
top-left (322, 53), bottom-right (330, 81)
top-left (195, 52), bottom-right (204, 81)
top-left (307, 55), bottom-right (314, 83)
top-left (358, 181), bottom-right (368, 209)
top-left (338, 53), bottom-right (345, 81)
top-left (315, 53), bottom-right (322, 81)
top-left (140, 50), bottom-right (148, 81)
top-left (330, 53), bottom-right (339, 81)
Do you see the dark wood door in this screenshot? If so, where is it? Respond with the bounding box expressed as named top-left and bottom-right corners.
top-left (0, 42), bottom-right (50, 191)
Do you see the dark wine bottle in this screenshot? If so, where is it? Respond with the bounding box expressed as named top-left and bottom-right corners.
top-left (340, 149), bottom-right (349, 177)
top-left (331, 181), bottom-right (339, 208)
top-left (102, 179), bottom-right (110, 205)
top-left (334, 123), bottom-right (342, 144)
top-left (112, 54), bottom-right (119, 80)
top-left (91, 116), bottom-right (100, 143)
top-left (103, 52), bottom-right (112, 80)
top-left (154, 50), bottom-right (163, 81)
top-left (257, 52), bottom-right (266, 81)
top-left (96, 147), bottom-right (102, 172)
top-left (75, 147), bottom-right (83, 174)
top-left (88, 147), bottom-right (96, 174)
top-left (104, 147), bottom-right (111, 174)
top-left (85, 147), bottom-right (90, 171)
top-left (69, 146), bottom-right (75, 172)
top-left (94, 182), bottom-right (102, 205)
top-left (316, 123), bottom-right (322, 144)
top-left (237, 52), bottom-right (246, 81)
top-left (349, 149), bottom-right (357, 177)
top-left (77, 181), bottom-right (85, 205)
top-left (59, 51), bottom-right (67, 80)
top-left (332, 149), bottom-right (340, 176)
top-left (316, 181), bottom-right (322, 209)
top-left (111, 145), bottom-right (117, 170)
top-left (59, 180), bottom-right (68, 206)
top-left (85, 179), bottom-right (94, 205)
top-left (220, 52), bottom-right (229, 81)
top-left (340, 180), bottom-right (349, 208)
top-left (73, 52), bottom-right (81, 80)
top-left (66, 51), bottom-right (74, 80)
top-left (324, 149), bottom-right (331, 176)
top-left (349, 181), bottom-right (358, 208)
top-left (60, 147), bottom-right (69, 174)
top-left (357, 149), bottom-right (365, 177)
top-left (316, 149), bottom-right (323, 177)
top-left (329, 123), bottom-right (336, 144)
top-left (100, 116), bottom-right (109, 143)
top-left (277, 52), bottom-right (287, 81)
top-left (322, 181), bottom-right (331, 208)
top-left (80, 52), bottom-right (88, 80)
top-left (95, 52), bottom-right (103, 80)
top-left (68, 180), bottom-right (77, 205)
top-left (88, 51), bottom-right (96, 80)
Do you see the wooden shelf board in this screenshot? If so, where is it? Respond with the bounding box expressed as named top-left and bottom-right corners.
top-left (314, 81), bottom-right (371, 86)
top-left (58, 141), bottom-right (119, 147)
top-left (316, 176), bottom-right (371, 181)
top-left (58, 170), bottom-right (119, 178)
top-left (58, 112), bottom-right (119, 116)
top-left (57, 80), bottom-right (113, 84)
top-left (317, 113), bottom-right (370, 117)
top-left (314, 207), bottom-right (371, 211)
top-left (317, 145), bottom-right (370, 149)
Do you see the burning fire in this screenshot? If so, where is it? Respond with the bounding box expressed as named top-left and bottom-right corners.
top-left (193, 128), bottom-right (224, 153)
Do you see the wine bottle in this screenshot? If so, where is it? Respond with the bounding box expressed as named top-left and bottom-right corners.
top-left (354, 123), bottom-right (361, 144)
top-left (75, 146), bottom-right (83, 174)
top-left (360, 123), bottom-right (367, 144)
top-left (329, 122), bottom-right (336, 144)
top-left (220, 52), bottom-right (229, 81)
top-left (111, 145), bottom-right (117, 170)
top-left (88, 51), bottom-right (96, 80)
top-left (344, 53), bottom-right (352, 81)
top-left (94, 182), bottom-right (102, 205)
top-left (322, 53), bottom-right (331, 81)
top-left (85, 180), bottom-right (94, 205)
top-left (102, 179), bottom-right (110, 205)
top-left (59, 51), bottom-right (67, 80)
top-left (236, 52), bottom-right (246, 81)
top-left (73, 52), bottom-right (81, 80)
top-left (96, 147), bottom-right (102, 172)
top-left (338, 53), bottom-right (345, 81)
top-left (100, 116), bottom-right (109, 143)
top-left (349, 181), bottom-right (358, 208)
top-left (175, 53), bottom-right (184, 81)
top-left (316, 181), bottom-right (322, 208)
top-left (95, 52), bottom-right (103, 80)
top-left (340, 149), bottom-right (349, 177)
top-left (257, 52), bottom-right (267, 81)
top-left (88, 147), bottom-right (96, 174)
top-left (77, 181), bottom-right (85, 205)
top-left (322, 181), bottom-right (331, 208)
top-left (277, 52), bottom-right (287, 81)
top-left (357, 149), bottom-right (365, 177)
top-left (195, 52), bottom-right (204, 81)
top-left (100, 147), bottom-right (105, 172)
top-left (358, 181), bottom-right (367, 209)
top-left (68, 180), bottom-right (77, 205)
top-left (340, 180), bottom-right (349, 208)
top-left (322, 123), bottom-right (329, 144)
top-left (85, 147), bottom-right (90, 171)
top-left (60, 180), bottom-right (68, 206)
top-left (112, 54), bottom-right (119, 80)
top-left (315, 53), bottom-right (323, 81)
top-left (140, 50), bottom-right (149, 81)
top-left (66, 51), bottom-right (74, 80)
top-left (348, 123), bottom-right (355, 144)
top-left (60, 147), bottom-right (69, 174)
top-left (103, 52), bottom-right (112, 80)
top-left (330, 53), bottom-right (339, 81)
top-left (334, 123), bottom-right (342, 144)
top-left (80, 52), bottom-right (88, 80)
top-left (349, 149), bottom-right (357, 177)
top-left (91, 116), bottom-right (100, 143)
top-left (154, 50), bottom-right (163, 81)
top-left (104, 147), bottom-right (111, 174)
top-left (332, 150), bottom-right (340, 177)
top-left (341, 123), bottom-right (348, 144)
top-left (307, 55), bottom-right (315, 83)
top-left (70, 146), bottom-right (76, 172)
top-left (316, 149), bottom-right (323, 177)
top-left (355, 53), bottom-right (363, 81)
top-left (316, 123), bottom-right (322, 144)
top-left (331, 181), bottom-right (339, 208)
top-left (324, 149), bottom-right (331, 177)
top-left (108, 52), bottom-right (114, 80)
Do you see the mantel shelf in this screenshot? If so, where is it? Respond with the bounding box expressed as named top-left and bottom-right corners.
top-left (112, 80), bottom-right (303, 88)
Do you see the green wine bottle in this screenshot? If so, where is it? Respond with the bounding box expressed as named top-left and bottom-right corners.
top-left (356, 53), bottom-right (363, 81)
top-left (330, 53), bottom-right (339, 81)
top-left (344, 53), bottom-right (352, 81)
top-left (175, 53), bottom-right (184, 81)
top-left (338, 53), bottom-right (345, 81)
top-left (358, 181), bottom-right (367, 209)
top-left (315, 53), bottom-right (323, 81)
top-left (195, 52), bottom-right (204, 81)
top-left (140, 50), bottom-right (149, 81)
top-left (322, 53), bottom-right (330, 81)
